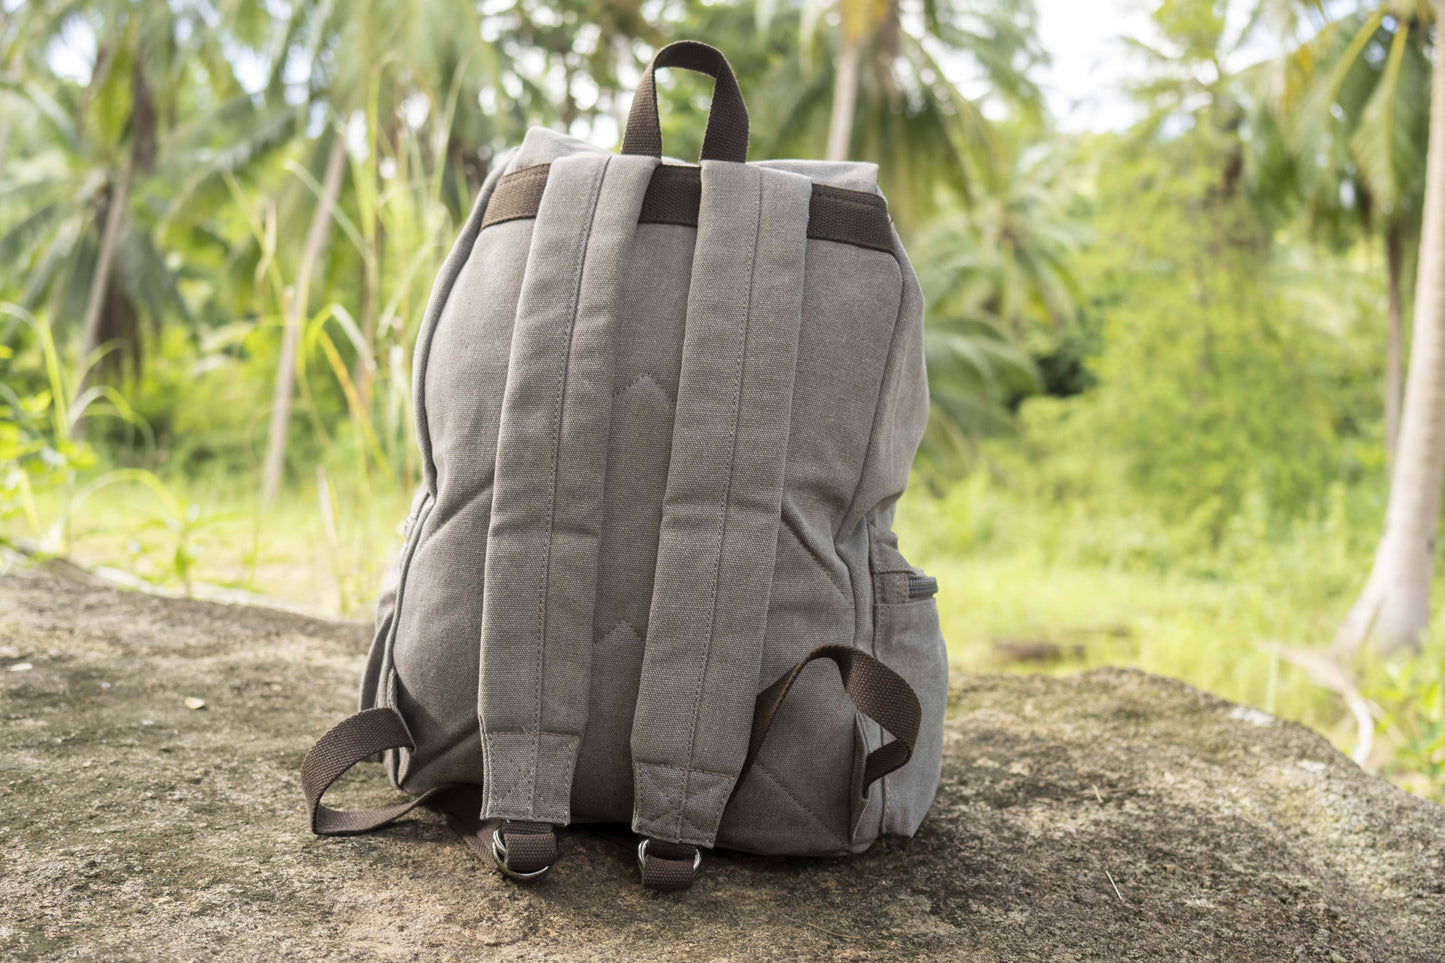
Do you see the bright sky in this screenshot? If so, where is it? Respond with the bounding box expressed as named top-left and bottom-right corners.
top-left (1034, 0), bottom-right (1155, 131)
top-left (1034, 0), bottom-right (1296, 132)
top-left (40, 0), bottom-right (1287, 138)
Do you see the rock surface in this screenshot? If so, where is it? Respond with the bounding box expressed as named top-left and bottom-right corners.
top-left (1, 573), bottom-right (1442, 961)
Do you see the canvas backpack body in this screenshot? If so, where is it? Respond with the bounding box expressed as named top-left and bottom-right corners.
top-left (302, 40), bottom-right (947, 891)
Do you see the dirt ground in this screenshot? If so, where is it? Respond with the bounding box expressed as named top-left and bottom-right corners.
top-left (1, 572), bottom-right (1442, 961)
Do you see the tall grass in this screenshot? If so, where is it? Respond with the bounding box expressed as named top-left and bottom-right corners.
top-left (895, 470), bottom-right (1445, 801)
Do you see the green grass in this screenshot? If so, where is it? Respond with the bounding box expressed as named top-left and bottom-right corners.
top-left (918, 546), bottom-right (1336, 734)
top-left (5, 464), bottom-right (1442, 801)
top-left (7, 471), bottom-right (413, 618)
top-left (895, 477), bottom-right (1445, 799)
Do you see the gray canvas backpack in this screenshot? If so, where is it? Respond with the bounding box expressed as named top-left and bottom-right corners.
top-left (302, 40), bottom-right (947, 891)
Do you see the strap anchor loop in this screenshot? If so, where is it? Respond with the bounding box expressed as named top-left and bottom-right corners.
top-left (637, 837), bottom-right (702, 891)
top-left (490, 822), bottom-right (557, 881)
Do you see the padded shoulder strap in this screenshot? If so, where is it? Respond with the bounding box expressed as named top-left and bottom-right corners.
top-left (478, 152), bottom-right (659, 825)
top-left (629, 161), bottom-right (813, 848)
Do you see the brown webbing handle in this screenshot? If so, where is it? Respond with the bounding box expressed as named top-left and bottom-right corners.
top-left (302, 707), bottom-right (448, 835)
top-left (620, 40), bottom-right (748, 164)
top-left (301, 708), bottom-right (557, 876)
top-left (738, 644), bottom-right (922, 795)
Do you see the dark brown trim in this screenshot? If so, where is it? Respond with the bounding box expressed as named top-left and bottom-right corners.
top-left (480, 163), bottom-right (551, 228)
top-left (640, 165), bottom-right (703, 227)
top-left (482, 162), bottom-right (895, 253)
top-left (621, 41), bottom-right (749, 165)
top-left (808, 183), bottom-right (894, 253)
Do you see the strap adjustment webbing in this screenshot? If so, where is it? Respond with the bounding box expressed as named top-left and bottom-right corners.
top-left (637, 838), bottom-right (702, 892)
top-left (739, 643), bottom-right (922, 793)
top-left (301, 708), bottom-right (557, 882)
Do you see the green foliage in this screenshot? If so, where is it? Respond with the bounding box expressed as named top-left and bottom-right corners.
top-left (882, 0), bottom-right (1439, 798)
top-left (1367, 648), bottom-right (1445, 801)
top-left (909, 135), bottom-right (1090, 474)
top-left (0, 0), bottom-right (1442, 799)
top-left (0, 385), bottom-right (95, 535)
top-left (0, 0), bottom-right (292, 377)
top-left (0, 305), bottom-right (93, 537)
top-left (893, 469), bottom-right (1436, 780)
top-left (1276, 4), bottom-right (1432, 230)
top-left (1022, 127), bottom-right (1381, 545)
top-left (72, 468), bottom-right (247, 591)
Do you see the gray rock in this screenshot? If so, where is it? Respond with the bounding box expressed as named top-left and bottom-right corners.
top-left (1, 573), bottom-right (1441, 961)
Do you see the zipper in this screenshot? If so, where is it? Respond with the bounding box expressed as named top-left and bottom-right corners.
top-left (907, 574), bottom-right (937, 600)
top-left (380, 492), bottom-right (435, 708)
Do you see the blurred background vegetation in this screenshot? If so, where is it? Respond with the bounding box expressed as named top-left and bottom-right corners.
top-left (2, 0), bottom-right (1443, 800)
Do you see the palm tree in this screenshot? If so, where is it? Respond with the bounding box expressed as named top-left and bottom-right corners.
top-left (912, 239), bottom-right (1042, 474)
top-left (727, 0), bottom-right (1043, 226)
top-left (1265, 1), bottom-right (1433, 464)
top-left (1336, 0), bottom-right (1443, 654)
top-left (820, 0), bottom-right (1043, 157)
top-left (260, 129), bottom-right (349, 502)
top-left (909, 138), bottom-right (1083, 472)
top-left (258, 0), bottom-right (492, 498)
top-left (0, 1), bottom-right (295, 400)
top-left (256, 0), bottom-right (648, 496)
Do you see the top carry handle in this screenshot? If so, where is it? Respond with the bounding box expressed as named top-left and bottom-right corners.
top-left (620, 40), bottom-right (749, 164)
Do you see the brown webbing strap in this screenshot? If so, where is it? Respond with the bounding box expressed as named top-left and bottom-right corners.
top-left (480, 164), bottom-right (550, 228)
top-left (638, 839), bottom-right (700, 892)
top-left (430, 787), bottom-right (494, 860)
top-left (807, 183), bottom-right (895, 253)
top-left (739, 644), bottom-right (922, 795)
top-left (302, 707), bottom-right (449, 835)
top-left (489, 821), bottom-right (559, 877)
top-left (428, 794), bottom-right (556, 875)
top-left (301, 709), bottom-right (556, 878)
top-left (639, 166), bottom-right (703, 227)
top-left (621, 40), bottom-right (749, 164)
top-left (480, 163), bottom-right (897, 254)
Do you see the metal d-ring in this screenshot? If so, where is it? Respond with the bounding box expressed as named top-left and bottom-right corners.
top-left (491, 826), bottom-right (553, 881)
top-left (636, 837), bottom-right (702, 873)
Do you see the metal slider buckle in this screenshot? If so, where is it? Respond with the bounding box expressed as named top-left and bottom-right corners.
top-left (491, 826), bottom-right (553, 880)
top-left (636, 837), bottom-right (702, 873)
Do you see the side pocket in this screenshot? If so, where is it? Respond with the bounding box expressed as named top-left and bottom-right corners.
top-left (358, 487), bottom-right (433, 713)
top-left (868, 522), bottom-right (948, 838)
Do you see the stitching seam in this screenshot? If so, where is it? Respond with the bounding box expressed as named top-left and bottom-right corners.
top-left (779, 501), bottom-right (850, 605)
top-left (611, 372), bottom-right (677, 406)
top-left (416, 151), bottom-right (514, 491)
top-left (679, 169), bottom-right (765, 825)
top-left (752, 758), bottom-right (848, 846)
top-left (636, 760), bottom-right (742, 780)
top-left (529, 155), bottom-right (610, 819)
top-left (814, 192), bottom-right (887, 212)
top-left (834, 254), bottom-right (908, 541)
top-left (595, 617), bottom-right (644, 645)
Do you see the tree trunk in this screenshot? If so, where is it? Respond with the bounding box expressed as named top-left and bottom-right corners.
top-left (826, 34), bottom-right (861, 162)
top-left (1385, 220), bottom-right (1405, 468)
top-left (74, 59), bottom-right (156, 422)
top-left (1336, 11), bottom-right (1445, 654)
top-left (261, 134), bottom-right (348, 502)
top-left (73, 161), bottom-right (133, 415)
